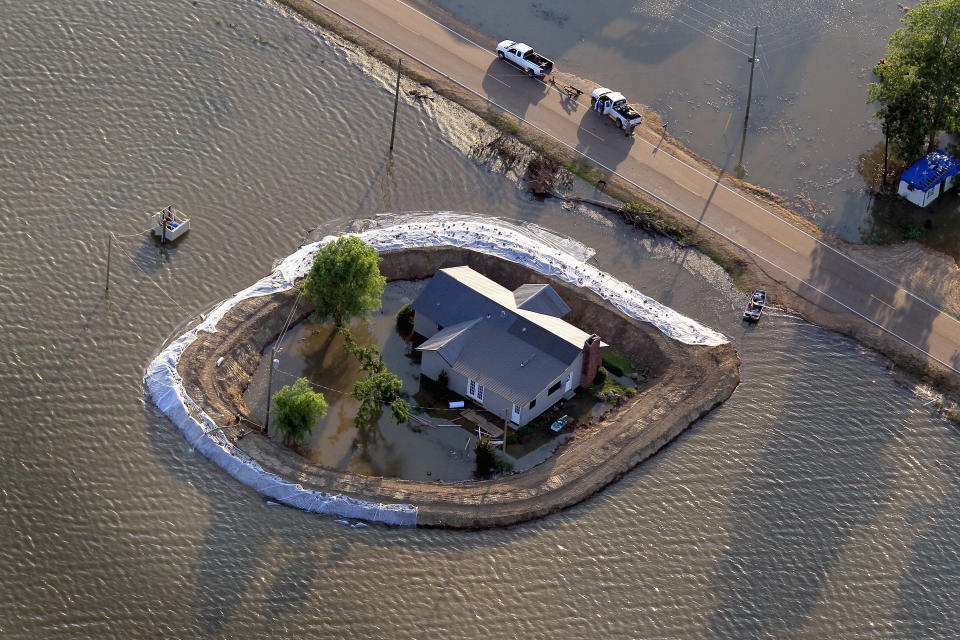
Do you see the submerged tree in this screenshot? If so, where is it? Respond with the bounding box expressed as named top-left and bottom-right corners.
top-left (270, 377), bottom-right (328, 445)
top-left (302, 235), bottom-right (386, 327)
top-left (351, 370), bottom-right (411, 431)
top-left (302, 235), bottom-right (408, 434)
top-left (869, 0), bottom-right (960, 160)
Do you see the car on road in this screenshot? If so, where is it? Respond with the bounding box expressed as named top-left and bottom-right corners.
top-left (496, 40), bottom-right (554, 78)
top-left (590, 87), bottom-right (643, 135)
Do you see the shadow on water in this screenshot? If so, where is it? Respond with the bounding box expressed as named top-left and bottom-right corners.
top-left (142, 398), bottom-right (568, 636)
top-left (705, 336), bottom-right (899, 636)
top-left (703, 232), bottom-right (953, 636)
top-left (896, 466), bottom-right (960, 638)
top-left (860, 186), bottom-right (960, 263)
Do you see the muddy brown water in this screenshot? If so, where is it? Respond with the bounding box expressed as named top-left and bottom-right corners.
top-left (431, 0), bottom-right (960, 243)
top-left (243, 280), bottom-right (482, 481)
top-left (4, 1), bottom-right (960, 637)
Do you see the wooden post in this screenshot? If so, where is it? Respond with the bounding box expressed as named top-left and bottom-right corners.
top-left (882, 122), bottom-right (890, 189)
top-left (389, 58), bottom-right (403, 154)
top-left (737, 26), bottom-right (759, 176)
top-left (105, 234), bottom-right (112, 292)
top-left (503, 408), bottom-right (510, 458)
top-left (264, 349), bottom-right (277, 433)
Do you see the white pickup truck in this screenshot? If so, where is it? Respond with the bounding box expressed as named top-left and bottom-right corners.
top-left (590, 88), bottom-right (643, 135)
top-left (496, 40), bottom-right (554, 78)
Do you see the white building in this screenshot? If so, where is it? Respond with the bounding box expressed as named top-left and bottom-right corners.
top-left (412, 266), bottom-right (603, 427)
top-left (897, 151), bottom-right (960, 208)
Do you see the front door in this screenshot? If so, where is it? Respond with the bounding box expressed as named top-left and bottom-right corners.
top-left (565, 371), bottom-right (573, 392)
top-left (511, 403), bottom-right (521, 424)
top-left (467, 378), bottom-right (485, 403)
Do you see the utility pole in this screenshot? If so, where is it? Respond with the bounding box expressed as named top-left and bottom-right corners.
top-left (105, 234), bottom-right (112, 292)
top-left (389, 58), bottom-right (403, 154)
top-left (503, 408), bottom-right (510, 459)
top-left (882, 121), bottom-right (890, 190)
top-left (264, 348), bottom-right (280, 433)
top-left (737, 26), bottom-right (759, 176)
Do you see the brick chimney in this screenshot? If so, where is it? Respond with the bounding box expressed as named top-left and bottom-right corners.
top-left (580, 334), bottom-right (602, 386)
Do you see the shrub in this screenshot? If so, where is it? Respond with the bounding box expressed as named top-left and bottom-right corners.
top-left (601, 349), bottom-right (635, 377)
top-left (594, 366), bottom-right (608, 384)
top-left (437, 369), bottom-right (449, 389)
top-left (396, 303), bottom-right (415, 332)
top-left (270, 378), bottom-right (328, 445)
top-left (474, 439), bottom-right (497, 476)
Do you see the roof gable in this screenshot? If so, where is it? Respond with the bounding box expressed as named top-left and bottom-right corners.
top-left (412, 267), bottom-right (589, 361)
top-left (417, 318), bottom-right (479, 365)
top-left (420, 319), bottom-right (570, 404)
top-left (513, 284), bottom-right (570, 317)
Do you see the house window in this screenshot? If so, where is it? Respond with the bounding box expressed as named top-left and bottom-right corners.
top-left (528, 398), bottom-right (537, 410)
top-left (548, 380), bottom-right (562, 395)
top-left (467, 378), bottom-right (485, 403)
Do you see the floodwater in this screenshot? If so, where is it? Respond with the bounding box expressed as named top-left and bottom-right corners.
top-left (243, 280), bottom-right (479, 481)
top-left (4, 0), bottom-right (960, 637)
top-left (431, 0), bottom-right (944, 241)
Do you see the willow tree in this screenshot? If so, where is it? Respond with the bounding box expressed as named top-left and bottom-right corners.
top-left (870, 0), bottom-right (960, 160)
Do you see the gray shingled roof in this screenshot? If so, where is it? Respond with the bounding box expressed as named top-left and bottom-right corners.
top-left (419, 319), bottom-right (569, 405)
top-left (411, 266), bottom-right (589, 363)
top-left (513, 284), bottom-right (570, 317)
top-left (416, 318), bottom-right (478, 365)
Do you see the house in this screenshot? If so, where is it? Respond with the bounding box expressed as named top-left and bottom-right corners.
top-left (897, 151), bottom-right (960, 208)
top-left (412, 266), bottom-right (603, 427)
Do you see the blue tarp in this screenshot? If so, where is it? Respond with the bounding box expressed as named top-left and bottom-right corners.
top-left (900, 151), bottom-right (960, 192)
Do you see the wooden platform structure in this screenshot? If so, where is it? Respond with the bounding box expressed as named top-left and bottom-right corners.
top-left (460, 409), bottom-right (504, 438)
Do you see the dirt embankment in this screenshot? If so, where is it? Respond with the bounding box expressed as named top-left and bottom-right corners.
top-left (272, 0), bottom-right (960, 410)
top-left (178, 247), bottom-right (740, 527)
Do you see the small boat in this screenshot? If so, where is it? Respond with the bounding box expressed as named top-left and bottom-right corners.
top-left (151, 206), bottom-right (190, 243)
top-left (743, 290), bottom-right (766, 322)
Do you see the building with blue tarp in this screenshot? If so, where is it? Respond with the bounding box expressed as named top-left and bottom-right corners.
top-left (897, 151), bottom-right (960, 207)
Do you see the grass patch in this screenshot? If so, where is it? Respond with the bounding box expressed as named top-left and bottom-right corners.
top-left (699, 242), bottom-right (749, 290)
top-left (587, 376), bottom-right (637, 402)
top-left (601, 348), bottom-right (640, 378)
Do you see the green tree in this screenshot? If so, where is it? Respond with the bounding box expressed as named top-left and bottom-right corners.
top-left (870, 0), bottom-right (960, 159)
top-left (474, 439), bottom-right (497, 477)
top-left (270, 377), bottom-right (328, 445)
top-left (351, 370), bottom-right (410, 431)
top-left (302, 235), bottom-right (386, 327)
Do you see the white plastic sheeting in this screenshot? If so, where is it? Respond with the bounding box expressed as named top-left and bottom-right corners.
top-left (145, 213), bottom-right (728, 526)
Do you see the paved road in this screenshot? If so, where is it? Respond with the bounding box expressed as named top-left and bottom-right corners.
top-left (316, 0), bottom-right (960, 374)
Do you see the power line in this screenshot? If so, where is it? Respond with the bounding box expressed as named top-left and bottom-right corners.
top-left (679, 5), bottom-right (755, 47)
top-left (673, 15), bottom-right (751, 57)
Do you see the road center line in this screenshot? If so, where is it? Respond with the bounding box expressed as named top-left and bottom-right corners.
top-left (581, 128), bottom-right (603, 141)
top-left (871, 294), bottom-right (897, 311)
top-left (397, 22), bottom-right (422, 37)
top-left (772, 237), bottom-right (796, 253)
top-left (488, 75), bottom-right (511, 88)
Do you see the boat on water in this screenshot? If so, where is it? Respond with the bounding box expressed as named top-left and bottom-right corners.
top-left (151, 206), bottom-right (190, 243)
top-left (743, 290), bottom-right (766, 322)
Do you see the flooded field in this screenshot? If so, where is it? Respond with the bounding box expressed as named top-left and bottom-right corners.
top-left (4, 0), bottom-right (960, 637)
top-left (431, 0), bottom-right (960, 244)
